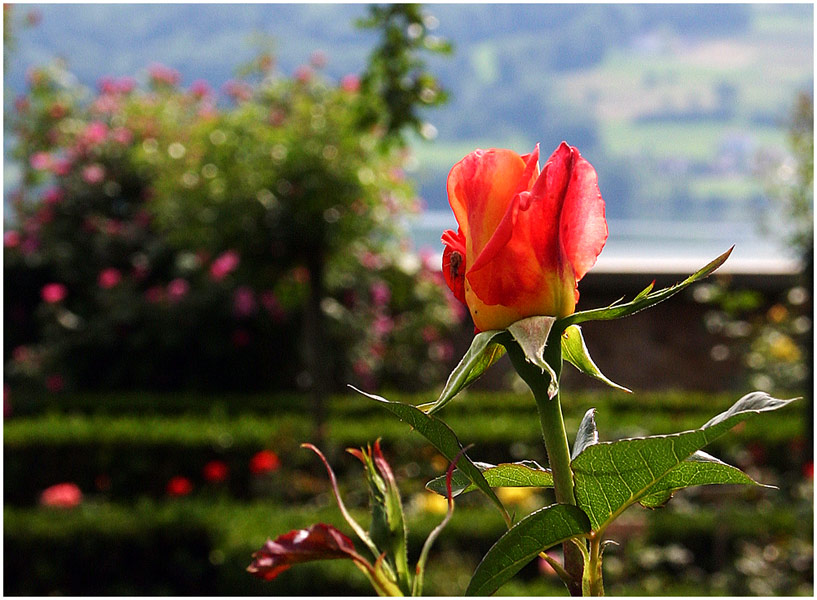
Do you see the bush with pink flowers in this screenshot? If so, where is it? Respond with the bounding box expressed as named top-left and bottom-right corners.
top-left (4, 48), bottom-right (462, 395)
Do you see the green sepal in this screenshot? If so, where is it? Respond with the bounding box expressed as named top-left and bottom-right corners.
top-left (572, 391), bottom-right (796, 532)
top-left (506, 316), bottom-right (558, 398)
top-left (465, 503), bottom-right (591, 596)
top-left (425, 330), bottom-right (506, 415)
top-left (425, 460), bottom-right (554, 497)
top-left (559, 247), bottom-right (733, 327)
top-left (350, 386), bottom-right (512, 528)
top-left (561, 325), bottom-right (631, 393)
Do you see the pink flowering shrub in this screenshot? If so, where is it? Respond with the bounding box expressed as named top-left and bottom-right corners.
top-left (4, 56), bottom-right (462, 394)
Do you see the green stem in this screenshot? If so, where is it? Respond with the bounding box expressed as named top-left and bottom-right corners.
top-left (505, 338), bottom-right (585, 596)
top-left (582, 535), bottom-right (604, 596)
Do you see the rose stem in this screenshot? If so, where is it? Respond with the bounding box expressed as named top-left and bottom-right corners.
top-left (505, 336), bottom-right (586, 596)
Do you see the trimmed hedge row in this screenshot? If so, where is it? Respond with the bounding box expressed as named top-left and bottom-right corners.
top-left (5, 494), bottom-right (812, 596)
top-left (4, 393), bottom-right (805, 507)
top-left (8, 387), bottom-right (800, 416)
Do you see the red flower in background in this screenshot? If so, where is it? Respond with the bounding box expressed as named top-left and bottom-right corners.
top-left (41, 283), bottom-right (68, 304)
top-left (210, 250), bottom-right (240, 281)
top-left (250, 450), bottom-right (281, 475)
top-left (166, 476), bottom-right (193, 497)
top-left (40, 482), bottom-right (82, 508)
top-left (203, 460), bottom-right (229, 483)
top-left (442, 142), bottom-right (607, 331)
top-left (98, 268), bottom-right (122, 289)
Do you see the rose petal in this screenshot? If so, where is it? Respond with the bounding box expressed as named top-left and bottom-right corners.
top-left (441, 228), bottom-right (467, 305)
top-left (559, 150), bottom-right (608, 283)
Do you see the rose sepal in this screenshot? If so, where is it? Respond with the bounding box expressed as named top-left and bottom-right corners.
top-left (557, 246), bottom-right (733, 329)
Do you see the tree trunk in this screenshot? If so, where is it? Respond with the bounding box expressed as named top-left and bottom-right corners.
top-left (303, 250), bottom-right (329, 442)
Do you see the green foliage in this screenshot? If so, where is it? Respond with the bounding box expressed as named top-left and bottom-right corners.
top-left (426, 461), bottom-right (554, 497)
top-left (465, 504), bottom-right (591, 596)
top-left (571, 392), bottom-right (795, 532)
top-left (352, 386), bottom-right (511, 527)
top-left (561, 325), bottom-right (631, 393)
top-left (357, 4), bottom-right (452, 144)
top-left (3, 390), bottom-right (811, 595)
top-left (4, 44), bottom-right (462, 394)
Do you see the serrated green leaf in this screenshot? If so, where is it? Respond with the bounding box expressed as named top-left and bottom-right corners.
top-left (572, 391), bottom-right (795, 532)
top-left (561, 325), bottom-right (631, 393)
top-left (427, 331), bottom-right (505, 415)
top-left (349, 386), bottom-right (511, 527)
top-left (465, 503), bottom-right (591, 596)
top-left (426, 460), bottom-right (554, 497)
top-left (571, 408), bottom-right (599, 460)
top-left (507, 316), bottom-right (558, 398)
top-left (638, 451), bottom-right (769, 508)
top-left (560, 247), bottom-right (733, 327)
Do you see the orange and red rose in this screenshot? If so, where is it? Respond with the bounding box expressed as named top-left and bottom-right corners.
top-left (442, 142), bottom-right (607, 331)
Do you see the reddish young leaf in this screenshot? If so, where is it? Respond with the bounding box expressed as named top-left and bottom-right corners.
top-left (247, 523), bottom-right (363, 581)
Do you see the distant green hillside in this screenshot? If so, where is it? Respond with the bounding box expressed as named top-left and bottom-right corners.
top-left (6, 3), bottom-right (813, 223)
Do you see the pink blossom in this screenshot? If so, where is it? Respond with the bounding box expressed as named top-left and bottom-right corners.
top-left (104, 220), bottom-right (123, 236)
top-left (340, 74), bottom-right (360, 93)
top-left (430, 341), bottom-right (454, 361)
top-left (373, 315), bottom-right (394, 337)
top-left (4, 230), bottom-right (21, 248)
top-left (370, 281), bottom-right (391, 307)
top-left (197, 102), bottom-right (219, 120)
top-left (40, 483), bottom-right (82, 508)
top-left (81, 121), bottom-right (108, 146)
top-left (98, 267), bottom-right (122, 289)
top-left (98, 76), bottom-right (118, 94)
top-left (82, 163), bottom-right (105, 184)
top-left (111, 127), bottom-right (133, 145)
top-left (310, 50), bottom-right (328, 69)
top-left (91, 94), bottom-right (119, 115)
top-left (148, 63), bottom-right (180, 86)
top-left (46, 374), bottom-right (65, 393)
top-left (52, 157), bottom-right (72, 176)
top-left (360, 252), bottom-right (382, 270)
top-left (14, 95), bottom-right (29, 113)
top-left (223, 79), bottom-right (252, 102)
top-left (41, 283), bottom-right (68, 304)
top-left (294, 65), bottom-right (313, 84)
top-left (30, 152), bottom-right (51, 170)
top-left (116, 77), bottom-right (137, 94)
top-left (353, 359), bottom-right (372, 378)
top-left (36, 207), bottom-right (54, 225)
top-left (189, 79), bottom-right (211, 99)
top-left (167, 278), bottom-right (189, 301)
top-left (422, 325), bottom-right (439, 343)
top-left (233, 286), bottom-right (257, 317)
top-left (144, 286), bottom-right (165, 304)
top-left (209, 250), bottom-right (240, 281)
top-left (21, 236), bottom-right (40, 256)
top-left (43, 187), bottom-right (64, 206)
